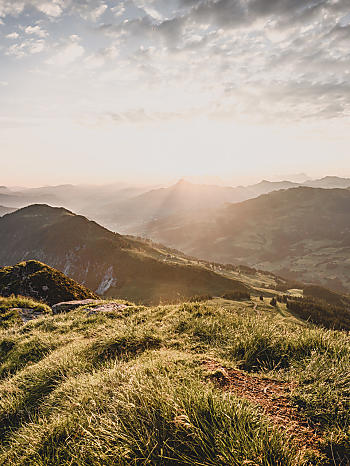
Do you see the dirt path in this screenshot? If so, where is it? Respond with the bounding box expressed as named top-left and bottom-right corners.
top-left (204, 360), bottom-right (321, 454)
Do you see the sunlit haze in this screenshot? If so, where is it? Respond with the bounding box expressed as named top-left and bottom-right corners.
top-left (1, 0), bottom-right (350, 186)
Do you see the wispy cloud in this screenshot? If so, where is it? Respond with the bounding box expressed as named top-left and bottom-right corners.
top-left (46, 35), bottom-right (85, 66)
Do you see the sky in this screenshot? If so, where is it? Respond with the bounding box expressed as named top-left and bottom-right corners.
top-left (0, 0), bottom-right (350, 186)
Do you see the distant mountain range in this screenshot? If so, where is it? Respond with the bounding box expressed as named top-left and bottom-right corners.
top-left (0, 205), bottom-right (249, 304)
top-left (95, 176), bottom-right (350, 233)
top-left (0, 183), bottom-right (153, 212)
top-left (2, 176), bottom-right (350, 234)
top-left (143, 187), bottom-right (350, 293)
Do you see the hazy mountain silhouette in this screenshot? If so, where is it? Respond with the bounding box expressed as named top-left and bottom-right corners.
top-left (93, 177), bottom-right (350, 233)
top-left (2, 177), bottom-right (350, 235)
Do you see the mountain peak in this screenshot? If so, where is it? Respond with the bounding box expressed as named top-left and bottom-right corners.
top-left (175, 178), bottom-right (191, 186)
top-left (14, 204), bottom-right (74, 217)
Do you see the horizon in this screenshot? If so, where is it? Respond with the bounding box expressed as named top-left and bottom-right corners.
top-left (3, 172), bottom-right (350, 190)
top-left (1, 1), bottom-right (350, 185)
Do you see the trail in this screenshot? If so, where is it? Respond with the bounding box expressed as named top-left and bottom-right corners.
top-left (204, 360), bottom-right (322, 455)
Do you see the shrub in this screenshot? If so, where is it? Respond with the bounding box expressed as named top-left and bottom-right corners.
top-left (222, 291), bottom-right (251, 301)
top-left (189, 294), bottom-right (212, 302)
top-left (270, 297), bottom-right (277, 306)
top-left (287, 296), bottom-right (350, 330)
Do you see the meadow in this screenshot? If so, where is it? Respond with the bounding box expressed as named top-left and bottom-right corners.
top-left (0, 296), bottom-right (348, 465)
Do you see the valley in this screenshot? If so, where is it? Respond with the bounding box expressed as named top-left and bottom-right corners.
top-left (142, 186), bottom-right (350, 293)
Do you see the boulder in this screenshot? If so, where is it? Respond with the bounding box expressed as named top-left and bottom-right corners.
top-left (10, 308), bottom-right (47, 323)
top-left (52, 299), bottom-right (101, 314)
top-left (85, 302), bottom-right (127, 316)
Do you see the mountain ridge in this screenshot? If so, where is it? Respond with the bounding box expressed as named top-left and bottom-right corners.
top-left (0, 204), bottom-right (250, 304)
top-left (2, 176), bottom-right (350, 234)
top-left (142, 186), bottom-right (350, 293)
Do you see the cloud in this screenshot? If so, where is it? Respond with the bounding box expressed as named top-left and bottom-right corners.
top-left (218, 80), bottom-right (350, 122)
top-left (5, 38), bottom-right (46, 57)
top-left (84, 45), bottom-right (118, 69)
top-left (176, 0), bottom-right (349, 34)
top-left (46, 35), bottom-right (85, 66)
top-left (0, 0), bottom-right (64, 18)
top-left (28, 39), bottom-right (45, 53)
top-left (327, 23), bottom-right (350, 43)
top-left (111, 3), bottom-right (126, 17)
top-left (0, 1), bottom-right (24, 17)
top-left (6, 32), bottom-right (20, 39)
top-left (25, 25), bottom-right (48, 38)
top-left (35, 1), bottom-right (63, 17)
top-left (0, 81), bottom-right (8, 86)
top-left (98, 13), bottom-right (186, 50)
top-left (70, 1), bottom-right (109, 21)
top-left (90, 3), bottom-right (108, 21)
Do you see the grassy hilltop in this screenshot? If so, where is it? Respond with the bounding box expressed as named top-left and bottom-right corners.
top-left (0, 295), bottom-right (348, 465)
top-left (0, 261), bottom-right (97, 306)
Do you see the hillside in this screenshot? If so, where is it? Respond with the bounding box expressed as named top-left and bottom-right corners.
top-left (0, 205), bottom-right (249, 304)
top-left (0, 260), bottom-right (97, 305)
top-left (0, 296), bottom-right (348, 464)
top-left (143, 187), bottom-right (350, 293)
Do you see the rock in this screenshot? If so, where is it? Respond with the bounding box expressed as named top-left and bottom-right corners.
top-left (52, 299), bottom-right (101, 314)
top-left (85, 303), bottom-right (127, 316)
top-left (0, 260), bottom-right (98, 306)
top-left (10, 308), bottom-right (46, 323)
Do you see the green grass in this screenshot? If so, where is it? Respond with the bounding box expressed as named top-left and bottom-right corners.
top-left (0, 297), bottom-right (348, 464)
top-left (0, 296), bottom-right (51, 329)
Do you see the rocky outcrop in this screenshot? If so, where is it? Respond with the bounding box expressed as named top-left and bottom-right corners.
top-left (52, 299), bottom-right (101, 314)
top-left (10, 308), bottom-right (47, 323)
top-left (52, 300), bottom-right (127, 314)
top-left (0, 261), bottom-right (98, 305)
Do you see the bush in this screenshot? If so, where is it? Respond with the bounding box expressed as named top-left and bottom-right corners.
top-left (189, 294), bottom-right (212, 302)
top-left (287, 296), bottom-right (350, 330)
top-left (222, 291), bottom-right (251, 301)
top-left (270, 297), bottom-right (277, 306)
